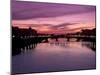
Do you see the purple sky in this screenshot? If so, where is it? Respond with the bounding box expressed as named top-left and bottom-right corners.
top-left (12, 0), bottom-right (96, 34)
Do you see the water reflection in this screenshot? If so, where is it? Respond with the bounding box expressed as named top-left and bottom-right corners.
top-left (21, 43), bottom-right (37, 53)
top-left (48, 38), bottom-right (96, 51)
top-left (82, 42), bottom-right (96, 51)
top-left (12, 43), bottom-right (37, 56)
top-left (12, 38), bottom-right (96, 74)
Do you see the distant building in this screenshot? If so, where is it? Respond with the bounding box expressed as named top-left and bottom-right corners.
top-left (81, 28), bottom-right (96, 36)
top-left (12, 27), bottom-right (37, 38)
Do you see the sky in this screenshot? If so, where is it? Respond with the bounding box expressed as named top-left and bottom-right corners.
top-left (12, 0), bottom-right (96, 34)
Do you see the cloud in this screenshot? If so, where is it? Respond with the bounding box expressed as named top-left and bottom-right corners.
top-left (50, 23), bottom-right (78, 29)
top-left (13, 22), bottom-right (79, 31)
top-left (13, 23), bottom-right (52, 28)
top-left (12, 1), bottom-right (96, 20)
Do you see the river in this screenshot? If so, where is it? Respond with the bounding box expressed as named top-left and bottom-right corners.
top-left (12, 38), bottom-right (96, 74)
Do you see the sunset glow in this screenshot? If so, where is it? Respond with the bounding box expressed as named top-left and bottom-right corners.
top-left (12, 0), bottom-right (96, 34)
top-left (12, 1), bottom-right (96, 74)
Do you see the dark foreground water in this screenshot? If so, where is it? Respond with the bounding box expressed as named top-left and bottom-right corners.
top-left (12, 38), bottom-right (96, 74)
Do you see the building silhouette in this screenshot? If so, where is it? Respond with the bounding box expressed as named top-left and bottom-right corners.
top-left (12, 27), bottom-right (37, 38)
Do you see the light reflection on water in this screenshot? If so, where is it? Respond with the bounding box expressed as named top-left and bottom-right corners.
top-left (12, 38), bottom-right (96, 74)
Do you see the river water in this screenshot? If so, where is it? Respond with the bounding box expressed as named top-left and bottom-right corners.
top-left (12, 38), bottom-right (96, 74)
